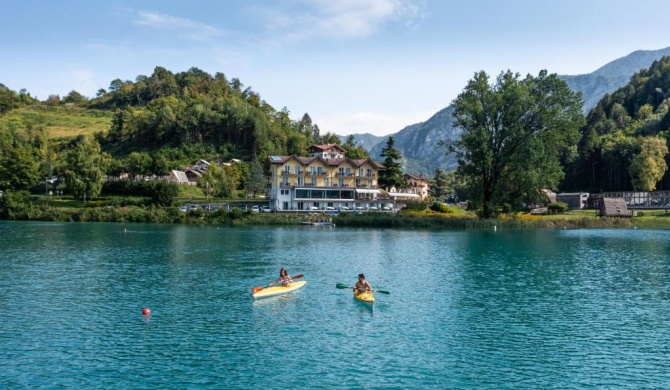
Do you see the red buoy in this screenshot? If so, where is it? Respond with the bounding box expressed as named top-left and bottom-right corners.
top-left (142, 308), bottom-right (151, 316)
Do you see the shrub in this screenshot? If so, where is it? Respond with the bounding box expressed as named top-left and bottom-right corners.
top-left (548, 202), bottom-right (569, 213)
top-left (429, 202), bottom-right (452, 214)
top-left (148, 181), bottom-right (178, 207)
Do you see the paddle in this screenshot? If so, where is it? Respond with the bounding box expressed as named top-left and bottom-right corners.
top-left (251, 274), bottom-right (304, 293)
top-left (336, 283), bottom-right (390, 294)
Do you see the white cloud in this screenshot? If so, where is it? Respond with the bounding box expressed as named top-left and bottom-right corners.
top-left (318, 109), bottom-right (434, 137)
top-left (134, 11), bottom-right (223, 41)
top-left (258, 0), bottom-right (421, 42)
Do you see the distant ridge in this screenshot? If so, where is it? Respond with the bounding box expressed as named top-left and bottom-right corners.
top-left (559, 46), bottom-right (670, 111)
top-left (345, 46), bottom-right (670, 176)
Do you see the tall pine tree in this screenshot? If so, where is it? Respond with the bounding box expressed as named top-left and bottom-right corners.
top-left (378, 137), bottom-right (405, 190)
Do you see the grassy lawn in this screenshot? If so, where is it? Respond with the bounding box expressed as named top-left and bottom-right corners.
top-left (0, 105), bottom-right (113, 138)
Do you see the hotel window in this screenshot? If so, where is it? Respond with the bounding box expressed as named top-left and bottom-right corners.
top-left (324, 178), bottom-right (330, 187)
top-left (339, 178), bottom-right (344, 187)
top-left (283, 166), bottom-right (290, 174)
top-left (359, 168), bottom-right (364, 177)
top-left (297, 177), bottom-right (304, 186)
top-left (338, 167), bottom-right (344, 175)
top-left (345, 168), bottom-right (351, 176)
top-left (311, 178), bottom-right (316, 186)
top-left (294, 165), bottom-right (301, 175)
top-left (367, 168), bottom-right (372, 177)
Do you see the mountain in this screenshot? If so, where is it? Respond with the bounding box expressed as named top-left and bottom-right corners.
top-left (368, 105), bottom-right (459, 176)
top-left (559, 46), bottom-right (670, 111)
top-left (360, 47), bottom-right (670, 176)
top-left (337, 133), bottom-right (385, 152)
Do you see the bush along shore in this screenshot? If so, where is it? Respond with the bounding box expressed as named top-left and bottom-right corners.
top-left (2, 194), bottom-right (669, 229)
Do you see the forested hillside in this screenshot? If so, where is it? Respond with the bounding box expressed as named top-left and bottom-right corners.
top-left (0, 66), bottom-right (369, 201)
top-left (562, 56), bottom-right (670, 192)
top-left (91, 66), bottom-right (336, 161)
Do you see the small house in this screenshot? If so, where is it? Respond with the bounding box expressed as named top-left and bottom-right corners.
top-left (599, 198), bottom-right (633, 217)
top-left (168, 170), bottom-right (190, 185)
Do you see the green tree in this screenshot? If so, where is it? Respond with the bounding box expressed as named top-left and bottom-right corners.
top-left (245, 156), bottom-right (266, 197)
top-left (428, 167), bottom-right (452, 200)
top-left (223, 163), bottom-right (243, 193)
top-left (343, 135), bottom-right (369, 159)
top-left (198, 164), bottom-right (231, 198)
top-left (148, 181), bottom-right (178, 206)
top-left (0, 86), bottom-right (19, 115)
top-left (629, 136), bottom-right (668, 191)
top-left (377, 137), bottom-right (405, 190)
top-left (450, 70), bottom-right (583, 218)
top-left (0, 144), bottom-right (40, 190)
top-left (62, 136), bottom-right (109, 202)
top-left (63, 90), bottom-right (88, 105)
top-left (126, 151), bottom-right (153, 178)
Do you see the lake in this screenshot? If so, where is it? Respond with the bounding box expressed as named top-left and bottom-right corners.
top-left (1, 221), bottom-right (670, 389)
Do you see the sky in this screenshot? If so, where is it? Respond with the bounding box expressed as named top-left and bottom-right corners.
top-left (2, 0), bottom-right (670, 137)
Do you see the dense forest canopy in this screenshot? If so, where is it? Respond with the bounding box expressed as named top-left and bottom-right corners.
top-left (0, 66), bottom-right (369, 199)
top-left (563, 56), bottom-right (670, 192)
top-left (92, 66), bottom-right (345, 161)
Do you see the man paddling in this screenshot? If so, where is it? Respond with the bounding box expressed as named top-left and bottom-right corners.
top-left (353, 273), bottom-right (372, 294)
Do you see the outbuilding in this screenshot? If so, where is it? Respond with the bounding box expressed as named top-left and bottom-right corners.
top-left (599, 197), bottom-right (633, 217)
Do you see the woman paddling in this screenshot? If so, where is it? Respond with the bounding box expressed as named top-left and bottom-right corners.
top-left (269, 267), bottom-right (293, 287)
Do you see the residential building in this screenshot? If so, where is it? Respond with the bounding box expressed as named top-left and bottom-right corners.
top-left (268, 144), bottom-right (388, 211)
top-left (556, 192), bottom-right (589, 209)
top-left (404, 174), bottom-right (429, 200)
top-left (168, 170), bottom-right (191, 185)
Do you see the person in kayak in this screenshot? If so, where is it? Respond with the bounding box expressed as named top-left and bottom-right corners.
top-left (269, 267), bottom-right (293, 287)
top-left (353, 273), bottom-right (372, 294)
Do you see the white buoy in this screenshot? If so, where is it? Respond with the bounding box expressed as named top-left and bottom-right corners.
top-left (494, 225), bottom-right (497, 231)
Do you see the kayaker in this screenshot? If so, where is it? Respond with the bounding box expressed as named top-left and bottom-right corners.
top-left (269, 267), bottom-right (293, 287)
top-left (353, 273), bottom-right (372, 294)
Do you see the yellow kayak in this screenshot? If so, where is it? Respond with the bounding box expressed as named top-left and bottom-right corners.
top-left (252, 280), bottom-right (307, 299)
top-left (354, 290), bottom-right (375, 303)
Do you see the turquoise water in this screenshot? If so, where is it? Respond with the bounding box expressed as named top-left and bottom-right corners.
top-left (1, 221), bottom-right (670, 389)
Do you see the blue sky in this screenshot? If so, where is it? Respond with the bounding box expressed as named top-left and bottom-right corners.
top-left (2, 0), bottom-right (670, 136)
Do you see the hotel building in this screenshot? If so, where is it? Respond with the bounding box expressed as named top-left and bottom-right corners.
top-left (268, 144), bottom-right (392, 212)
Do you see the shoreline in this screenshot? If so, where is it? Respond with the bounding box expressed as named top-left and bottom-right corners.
top-left (2, 203), bottom-right (669, 230)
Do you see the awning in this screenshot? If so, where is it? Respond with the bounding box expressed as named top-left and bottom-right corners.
top-left (355, 189), bottom-right (381, 194)
top-left (388, 192), bottom-right (420, 198)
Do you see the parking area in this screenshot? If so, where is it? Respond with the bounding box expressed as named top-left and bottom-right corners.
top-left (179, 203), bottom-right (273, 212)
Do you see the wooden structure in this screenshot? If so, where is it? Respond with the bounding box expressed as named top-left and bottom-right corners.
top-left (599, 198), bottom-right (633, 217)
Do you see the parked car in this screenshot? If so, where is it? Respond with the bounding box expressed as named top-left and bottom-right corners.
top-left (251, 205), bottom-right (260, 212)
top-left (179, 205), bottom-right (188, 212)
top-left (261, 206), bottom-right (272, 213)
